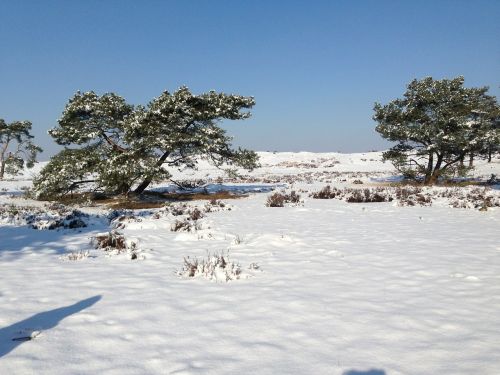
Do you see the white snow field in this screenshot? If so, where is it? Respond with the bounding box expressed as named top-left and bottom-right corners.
top-left (1, 152), bottom-right (499, 375)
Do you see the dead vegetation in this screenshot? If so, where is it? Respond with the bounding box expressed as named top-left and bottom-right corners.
top-left (309, 185), bottom-right (499, 209)
top-left (266, 191), bottom-right (302, 207)
top-left (35, 188), bottom-right (247, 210)
top-left (92, 230), bottom-right (141, 259)
top-left (178, 251), bottom-right (244, 282)
top-left (105, 191), bottom-right (246, 209)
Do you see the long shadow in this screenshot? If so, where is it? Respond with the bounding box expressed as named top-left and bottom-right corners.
top-left (343, 370), bottom-right (386, 375)
top-left (0, 295), bottom-right (101, 358)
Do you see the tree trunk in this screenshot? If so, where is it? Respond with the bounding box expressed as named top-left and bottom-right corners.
top-left (469, 153), bottom-right (474, 167)
top-left (0, 141), bottom-right (9, 180)
top-left (0, 160), bottom-right (5, 180)
top-left (488, 147), bottom-right (492, 163)
top-left (133, 151), bottom-right (170, 194)
top-left (426, 154), bottom-right (443, 185)
top-left (423, 152), bottom-right (434, 184)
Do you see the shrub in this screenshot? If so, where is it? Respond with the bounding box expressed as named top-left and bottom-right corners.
top-left (171, 218), bottom-right (201, 232)
top-left (310, 185), bottom-right (339, 199)
top-left (178, 251), bottom-right (243, 282)
top-left (93, 231), bottom-right (127, 252)
top-left (189, 207), bottom-right (204, 221)
top-left (310, 184), bottom-right (499, 209)
top-left (287, 190), bottom-right (302, 204)
top-left (395, 187), bottom-right (432, 206)
top-left (266, 190), bottom-right (302, 207)
top-left (92, 231), bottom-right (140, 259)
top-left (266, 192), bottom-right (285, 207)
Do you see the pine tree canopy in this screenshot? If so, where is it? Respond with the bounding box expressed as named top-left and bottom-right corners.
top-left (0, 119), bottom-right (43, 179)
top-left (34, 87), bottom-right (259, 198)
top-left (374, 76), bottom-right (500, 184)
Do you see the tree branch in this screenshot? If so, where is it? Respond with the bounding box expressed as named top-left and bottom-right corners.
top-left (101, 132), bottom-right (127, 152)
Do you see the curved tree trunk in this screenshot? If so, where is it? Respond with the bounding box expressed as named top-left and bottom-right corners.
top-left (134, 151), bottom-right (170, 194)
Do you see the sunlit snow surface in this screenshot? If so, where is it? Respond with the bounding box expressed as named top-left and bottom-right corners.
top-left (1, 152), bottom-right (499, 375)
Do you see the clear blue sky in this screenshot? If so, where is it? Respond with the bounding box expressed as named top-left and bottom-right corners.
top-left (1, 0), bottom-right (499, 159)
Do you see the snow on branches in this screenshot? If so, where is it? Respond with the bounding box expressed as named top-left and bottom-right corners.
top-left (34, 87), bottom-right (259, 198)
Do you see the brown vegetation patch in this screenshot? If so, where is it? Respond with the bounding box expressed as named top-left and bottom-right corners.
top-left (100, 191), bottom-right (247, 209)
top-left (36, 189), bottom-right (247, 210)
top-left (157, 190), bottom-right (248, 201)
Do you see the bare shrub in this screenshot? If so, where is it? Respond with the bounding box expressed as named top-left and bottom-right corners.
top-left (310, 184), bottom-right (499, 209)
top-left (204, 199), bottom-right (229, 213)
top-left (447, 187), bottom-right (500, 209)
top-left (266, 192), bottom-right (285, 207)
top-left (92, 231), bottom-right (141, 259)
top-left (395, 187), bottom-right (432, 206)
top-left (338, 188), bottom-right (391, 203)
top-left (189, 207), bottom-right (204, 221)
top-left (312, 186), bottom-right (394, 203)
top-left (310, 185), bottom-right (339, 199)
top-left (171, 218), bottom-right (201, 232)
top-left (287, 190), bottom-right (302, 204)
top-left (266, 191), bottom-right (302, 207)
top-left (178, 251), bottom-right (243, 282)
top-left (93, 231), bottom-right (127, 252)
top-left (170, 203), bottom-right (187, 216)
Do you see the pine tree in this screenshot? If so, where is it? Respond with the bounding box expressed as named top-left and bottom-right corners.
top-left (0, 119), bottom-right (43, 179)
top-left (34, 87), bottom-right (258, 198)
top-left (374, 76), bottom-right (499, 184)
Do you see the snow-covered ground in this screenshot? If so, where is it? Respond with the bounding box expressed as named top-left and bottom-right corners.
top-left (1, 152), bottom-right (499, 375)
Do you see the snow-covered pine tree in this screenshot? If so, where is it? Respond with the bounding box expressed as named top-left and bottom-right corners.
top-left (0, 119), bottom-right (42, 179)
top-left (34, 87), bottom-right (258, 198)
top-left (128, 87), bottom-right (258, 194)
top-left (373, 76), bottom-right (499, 184)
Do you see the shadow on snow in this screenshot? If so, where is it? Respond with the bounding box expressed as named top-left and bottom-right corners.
top-left (0, 213), bottom-right (108, 260)
top-left (0, 295), bottom-right (102, 358)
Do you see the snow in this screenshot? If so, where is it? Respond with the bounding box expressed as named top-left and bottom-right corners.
top-left (1, 152), bottom-right (500, 374)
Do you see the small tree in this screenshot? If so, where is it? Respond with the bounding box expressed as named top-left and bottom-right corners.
top-left (0, 119), bottom-right (43, 179)
top-left (34, 87), bottom-right (258, 198)
top-left (374, 76), bottom-right (499, 184)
